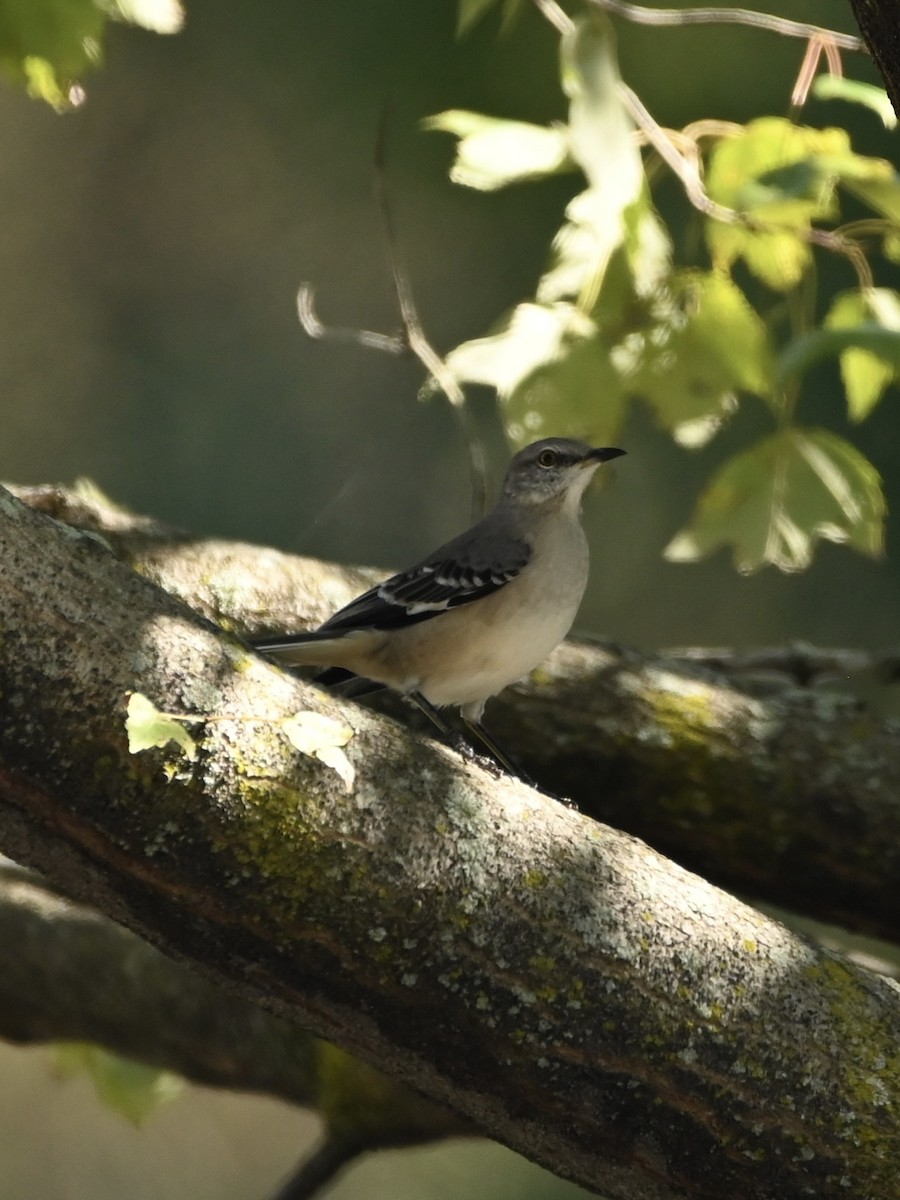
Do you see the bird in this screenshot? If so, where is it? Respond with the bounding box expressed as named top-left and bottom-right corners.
top-left (252, 437), bottom-right (625, 776)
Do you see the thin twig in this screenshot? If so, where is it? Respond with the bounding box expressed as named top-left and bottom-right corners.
top-left (587, 0), bottom-right (866, 52)
top-left (619, 83), bottom-right (874, 290)
top-left (532, 0), bottom-right (572, 34)
top-left (373, 106), bottom-right (489, 518)
top-left (296, 284), bottom-right (407, 356)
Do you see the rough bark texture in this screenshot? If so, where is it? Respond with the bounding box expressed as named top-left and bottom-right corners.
top-left (849, 0), bottom-right (900, 115)
top-left (0, 863), bottom-right (461, 1151)
top-left (1, 482), bottom-right (900, 1200)
top-left (14, 482), bottom-right (900, 943)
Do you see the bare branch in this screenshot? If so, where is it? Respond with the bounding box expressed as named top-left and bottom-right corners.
top-left (372, 108), bottom-right (489, 519)
top-left (589, 0), bottom-right (865, 52)
top-left (296, 284), bottom-right (407, 356)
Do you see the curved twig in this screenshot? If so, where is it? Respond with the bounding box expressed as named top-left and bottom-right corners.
top-left (588, 0), bottom-right (865, 52)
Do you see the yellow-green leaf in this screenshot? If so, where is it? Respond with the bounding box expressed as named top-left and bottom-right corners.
top-left (0, 0), bottom-right (182, 108)
top-left (629, 271), bottom-right (775, 446)
top-left (55, 1045), bottom-right (183, 1126)
top-left (423, 110), bottom-right (570, 190)
top-left (812, 75), bottom-right (897, 130)
top-left (824, 289), bottom-right (900, 420)
top-left (281, 711), bottom-right (355, 790)
top-left (705, 119), bottom-right (847, 289)
top-left (125, 692), bottom-right (196, 761)
top-left (443, 301), bottom-right (627, 450)
top-left (502, 324), bottom-right (627, 451)
top-left (665, 428), bottom-right (884, 573)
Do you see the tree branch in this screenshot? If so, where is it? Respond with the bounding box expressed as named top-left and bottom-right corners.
top-left (1, 481), bottom-right (899, 1199)
top-left (848, 0), bottom-right (900, 115)
top-left (12, 481), bottom-right (900, 944)
top-left (0, 862), bottom-right (460, 1131)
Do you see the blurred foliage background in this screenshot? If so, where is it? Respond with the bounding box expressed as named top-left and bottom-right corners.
top-left (0, 0), bottom-right (898, 1197)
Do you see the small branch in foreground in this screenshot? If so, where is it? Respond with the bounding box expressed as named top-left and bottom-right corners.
top-left (270, 1137), bottom-right (367, 1200)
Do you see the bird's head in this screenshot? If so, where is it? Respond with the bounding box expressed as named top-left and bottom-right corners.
top-left (500, 438), bottom-right (625, 514)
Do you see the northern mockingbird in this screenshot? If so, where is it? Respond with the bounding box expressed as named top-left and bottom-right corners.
top-left (253, 437), bottom-right (625, 775)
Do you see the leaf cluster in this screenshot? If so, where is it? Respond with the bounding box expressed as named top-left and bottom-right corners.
top-left (0, 0), bottom-right (182, 108)
top-left (429, 6), bottom-right (900, 573)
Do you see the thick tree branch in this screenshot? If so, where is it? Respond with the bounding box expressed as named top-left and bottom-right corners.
top-left (12, 481), bottom-right (900, 943)
top-left (848, 0), bottom-right (900, 115)
top-left (0, 864), bottom-right (461, 1150)
top-left (1, 482), bottom-right (899, 1199)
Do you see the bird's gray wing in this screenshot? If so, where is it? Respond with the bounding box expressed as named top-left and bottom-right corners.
top-left (317, 520), bottom-right (532, 634)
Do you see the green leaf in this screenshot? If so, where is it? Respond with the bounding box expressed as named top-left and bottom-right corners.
top-left (444, 302), bottom-right (627, 449)
top-left (824, 288), bottom-right (900, 420)
top-left (55, 1045), bottom-right (183, 1126)
top-left (281, 711), bottom-right (355, 790)
top-left (778, 322), bottom-right (900, 392)
top-left (666, 428), bottom-right (885, 573)
top-left (502, 324), bottom-right (627, 451)
top-left (705, 118), bottom-right (862, 290)
top-left (125, 692), bottom-right (197, 761)
top-left (423, 111), bottom-right (570, 190)
top-left (812, 75), bottom-right (897, 130)
top-left (0, 0), bottom-right (182, 108)
top-left (628, 271), bottom-right (774, 446)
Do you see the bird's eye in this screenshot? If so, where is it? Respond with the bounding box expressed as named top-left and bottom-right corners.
top-left (538, 448), bottom-right (559, 469)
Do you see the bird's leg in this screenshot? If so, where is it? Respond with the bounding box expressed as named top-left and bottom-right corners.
top-left (461, 718), bottom-right (536, 787)
top-left (407, 694), bottom-right (535, 786)
top-left (406, 692), bottom-right (459, 740)
top-left (406, 692), bottom-right (497, 772)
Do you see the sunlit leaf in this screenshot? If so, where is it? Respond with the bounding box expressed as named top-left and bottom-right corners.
top-left (281, 712), bottom-right (355, 791)
top-left (886, 230), bottom-right (900, 264)
top-left (110, 0), bottom-right (184, 33)
top-left (665, 428), bottom-right (884, 573)
top-left (778, 322), bottom-right (900, 393)
top-left (444, 301), bottom-right (626, 449)
top-left (709, 221), bottom-right (812, 291)
top-left (0, 0), bottom-right (182, 108)
top-left (824, 289), bottom-right (900, 420)
top-left (125, 692), bottom-right (196, 761)
top-left (55, 1044), bottom-right (183, 1126)
top-left (539, 185), bottom-right (670, 313)
top-left (628, 271), bottom-right (774, 446)
top-left (423, 110), bottom-right (570, 190)
top-left (445, 302), bottom-right (586, 396)
top-left (559, 12), bottom-right (643, 306)
top-left (502, 326), bottom-right (627, 451)
top-left (812, 75), bottom-right (897, 130)
top-left (705, 118), bottom-right (879, 290)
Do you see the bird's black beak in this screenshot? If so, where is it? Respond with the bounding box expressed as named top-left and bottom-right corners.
top-left (587, 447), bottom-right (626, 464)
